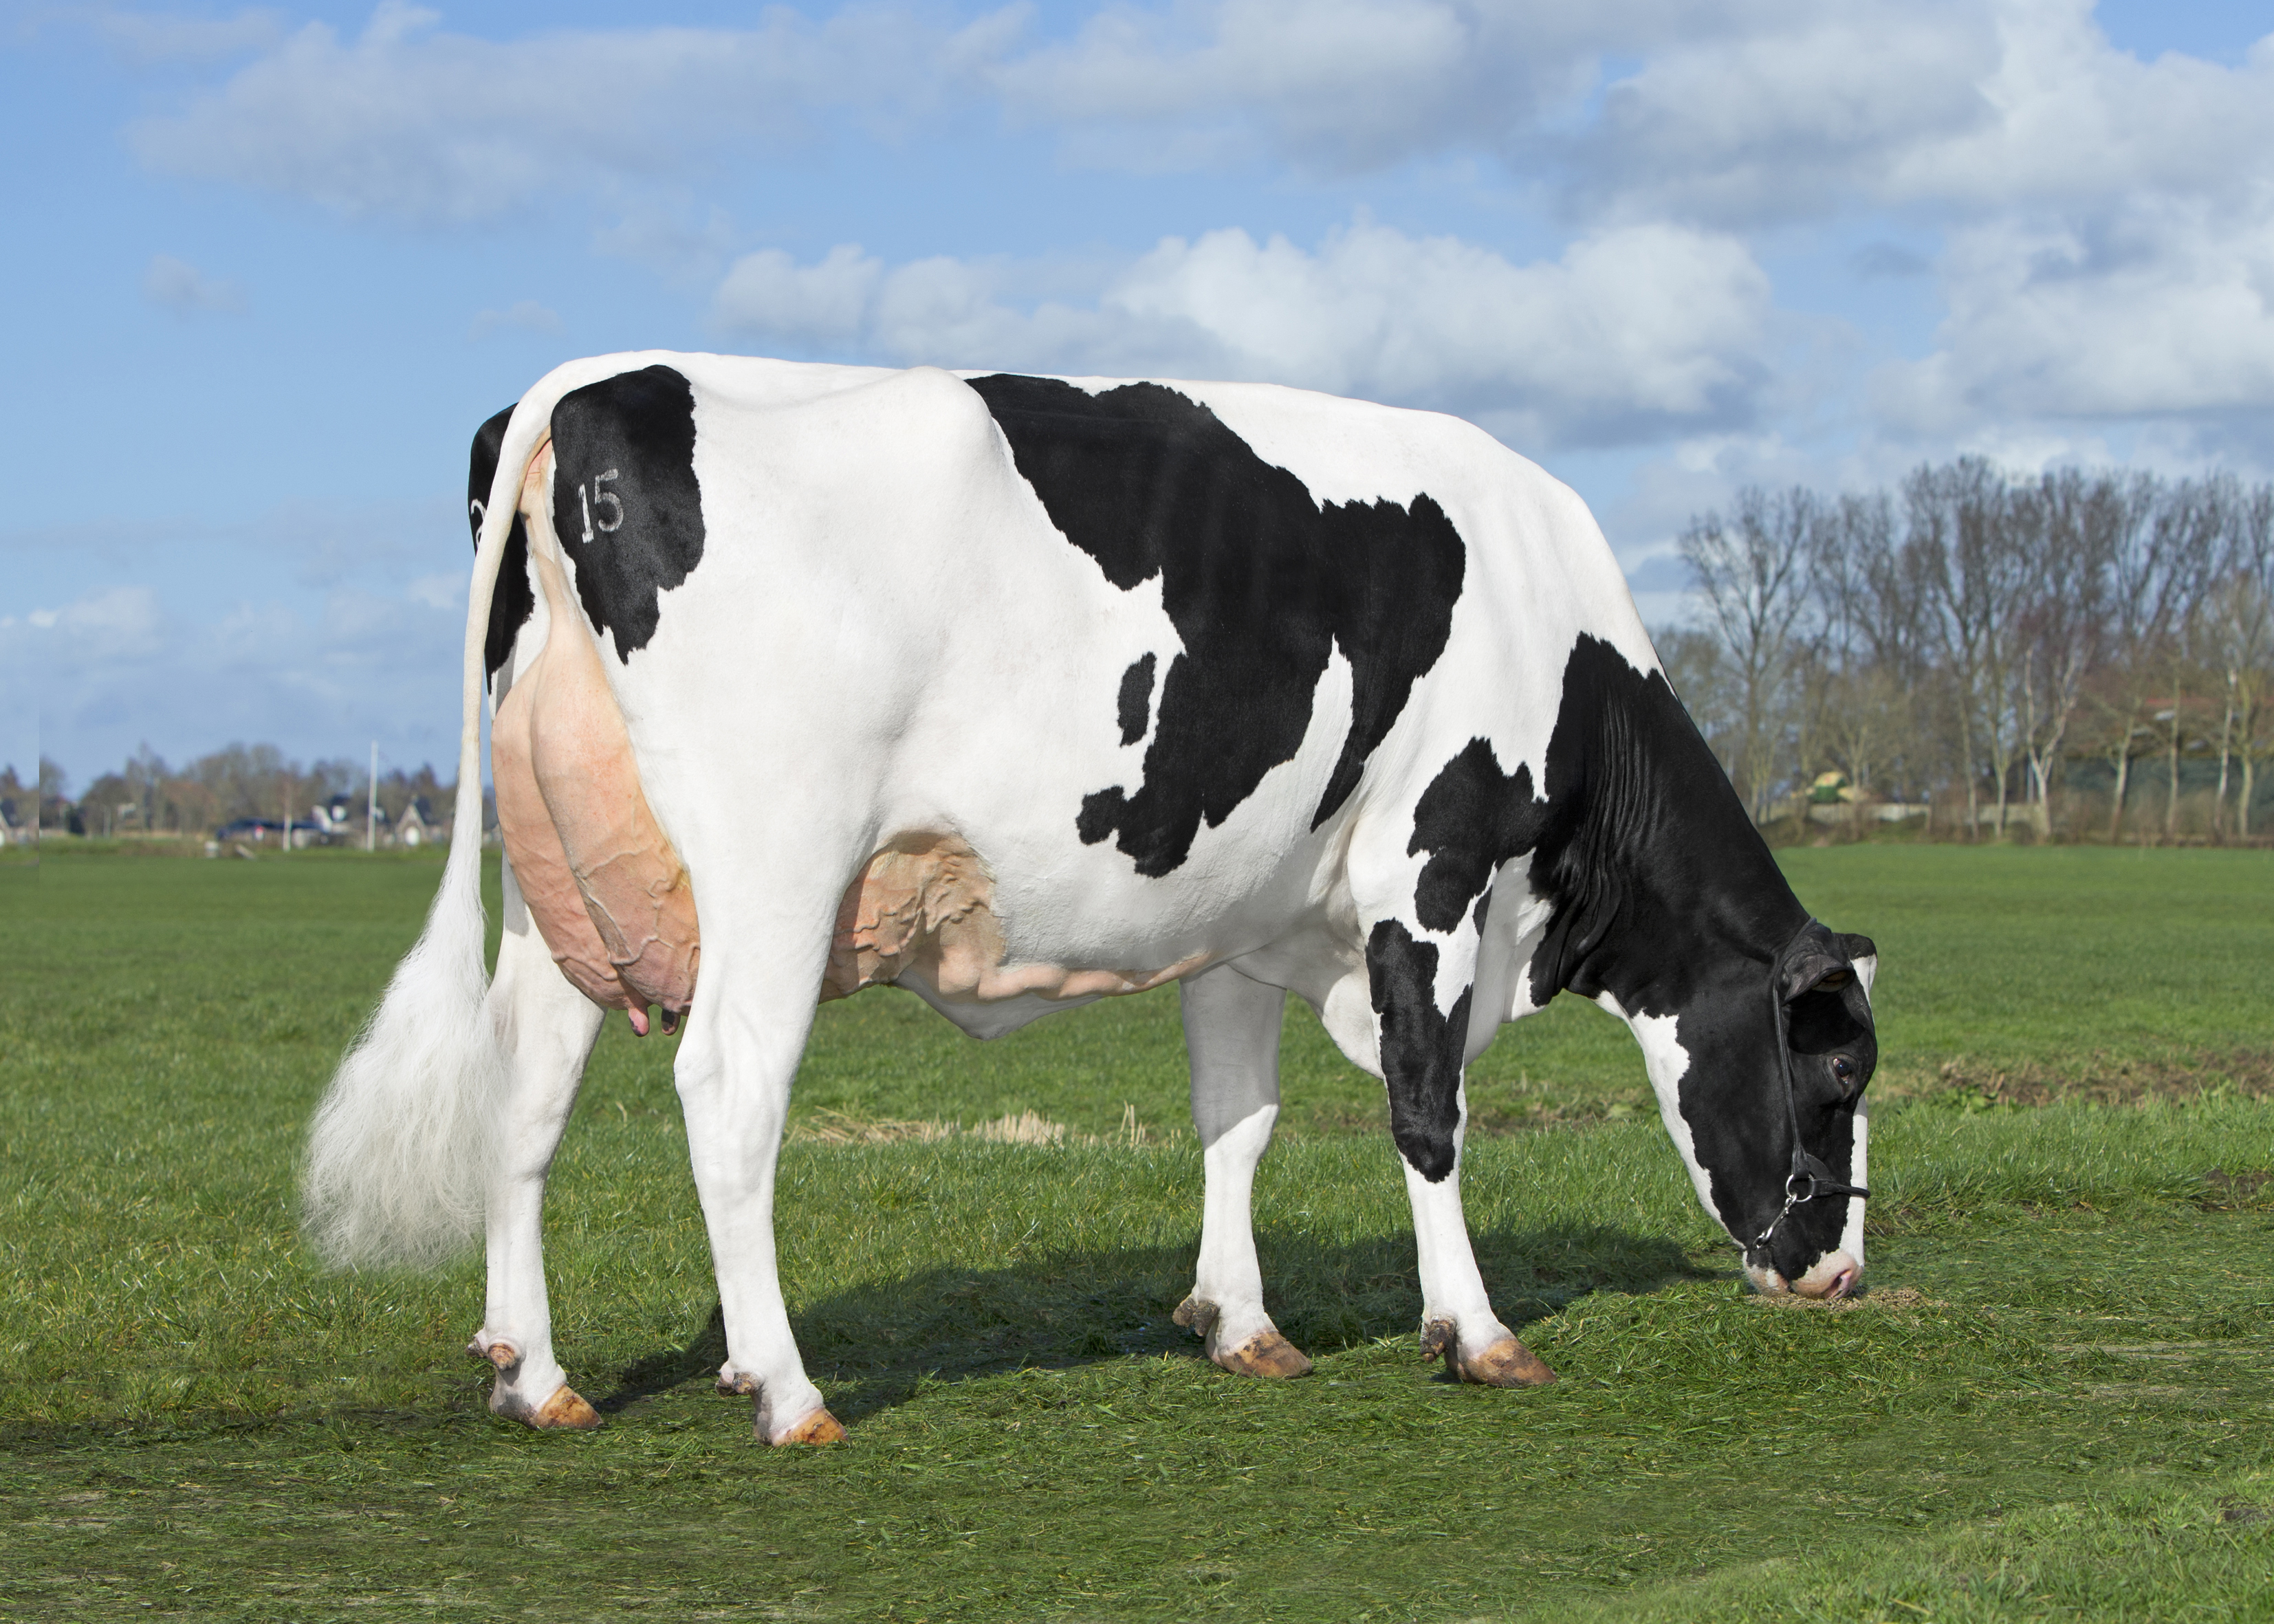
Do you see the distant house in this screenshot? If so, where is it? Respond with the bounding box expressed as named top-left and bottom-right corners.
top-left (0, 798), bottom-right (24, 844)
top-left (311, 794), bottom-right (360, 842)
top-left (397, 796), bottom-right (438, 847)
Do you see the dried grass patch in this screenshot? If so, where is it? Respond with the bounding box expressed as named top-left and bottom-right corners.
top-left (789, 1104), bottom-right (1170, 1150)
top-left (1748, 1284), bottom-right (1943, 1314)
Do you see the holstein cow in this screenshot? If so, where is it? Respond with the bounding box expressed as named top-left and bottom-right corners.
top-left (306, 353), bottom-right (1879, 1445)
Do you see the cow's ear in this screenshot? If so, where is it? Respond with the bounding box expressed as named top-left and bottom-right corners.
top-left (1778, 939), bottom-right (1854, 1004)
top-left (1839, 932), bottom-right (1879, 1000)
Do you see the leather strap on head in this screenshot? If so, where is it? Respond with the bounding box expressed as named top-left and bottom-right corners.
top-left (1753, 920), bottom-right (1870, 1255)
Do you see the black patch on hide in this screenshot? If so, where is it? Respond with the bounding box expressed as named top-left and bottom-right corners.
top-left (548, 365), bottom-right (707, 663)
top-left (966, 374), bottom-right (1466, 877)
top-left (1366, 919), bottom-right (1471, 1183)
top-left (1407, 737), bottom-right (1552, 934)
top-left (1116, 652), bottom-right (1156, 746)
top-left (468, 404), bottom-right (534, 690)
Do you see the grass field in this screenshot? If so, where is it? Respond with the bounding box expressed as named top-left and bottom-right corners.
top-left (3, 844), bottom-right (2271, 1621)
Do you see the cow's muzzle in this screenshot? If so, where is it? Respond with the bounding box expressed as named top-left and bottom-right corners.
top-left (1747, 1249), bottom-right (1862, 1301)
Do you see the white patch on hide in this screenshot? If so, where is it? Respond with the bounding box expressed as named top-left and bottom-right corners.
top-left (1321, 965), bottom-right (1382, 1077)
top-left (1839, 1093), bottom-right (1869, 1268)
top-left (1598, 992), bottom-right (1718, 1225)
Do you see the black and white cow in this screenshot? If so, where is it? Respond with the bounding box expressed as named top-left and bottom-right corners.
top-left (305, 353), bottom-right (1879, 1445)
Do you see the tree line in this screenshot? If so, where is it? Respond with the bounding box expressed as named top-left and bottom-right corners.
top-left (1662, 457), bottom-right (2274, 841)
top-left (3, 745), bottom-right (458, 840)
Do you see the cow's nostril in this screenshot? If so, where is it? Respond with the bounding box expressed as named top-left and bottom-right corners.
top-left (1826, 1266), bottom-right (1857, 1299)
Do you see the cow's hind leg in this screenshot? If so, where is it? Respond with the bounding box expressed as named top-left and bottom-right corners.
top-left (673, 939), bottom-right (843, 1446)
top-left (1176, 965), bottom-right (1311, 1378)
top-left (1366, 919), bottom-right (1555, 1388)
top-left (471, 878), bottom-right (609, 1427)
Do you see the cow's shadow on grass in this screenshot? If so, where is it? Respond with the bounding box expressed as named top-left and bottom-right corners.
top-left (597, 1222), bottom-right (1725, 1423)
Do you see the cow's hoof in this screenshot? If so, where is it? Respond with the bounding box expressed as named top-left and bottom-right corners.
top-left (767, 1407), bottom-right (846, 1447)
top-left (1451, 1335), bottom-right (1557, 1388)
top-left (472, 1338), bottom-right (604, 1427)
top-left (1213, 1330), bottom-right (1313, 1379)
top-left (525, 1384), bottom-right (606, 1429)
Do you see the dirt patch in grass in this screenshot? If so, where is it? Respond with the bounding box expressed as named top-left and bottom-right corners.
top-left (1886, 1049), bottom-right (2274, 1108)
top-left (2202, 1167), bottom-right (2274, 1209)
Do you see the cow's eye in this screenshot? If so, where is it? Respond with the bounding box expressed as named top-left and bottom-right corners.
top-left (1831, 1055), bottom-right (1857, 1090)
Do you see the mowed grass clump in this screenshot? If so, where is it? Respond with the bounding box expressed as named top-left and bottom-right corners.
top-left (3, 845), bottom-right (2272, 1621)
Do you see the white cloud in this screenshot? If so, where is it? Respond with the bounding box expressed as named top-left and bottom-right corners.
top-left (717, 243), bottom-right (888, 345)
top-left (1564, 0), bottom-right (2274, 228)
top-left (142, 252), bottom-right (244, 314)
top-left (1036, 0), bottom-right (2274, 237)
top-left (116, 1), bottom-right (2274, 232)
top-left (713, 219), bottom-right (1775, 446)
top-left (43, 586), bottom-right (167, 659)
top-left (1532, 0), bottom-right (2274, 452)
top-left (127, 0), bottom-right (1025, 225)
top-left (1571, 0), bottom-right (2000, 226)
top-left (987, 0), bottom-right (2274, 228)
top-left (1879, 1), bottom-right (2274, 213)
top-left (468, 298), bottom-right (561, 340)
top-left (1875, 197), bottom-right (2274, 437)
top-left (990, 0), bottom-right (1670, 173)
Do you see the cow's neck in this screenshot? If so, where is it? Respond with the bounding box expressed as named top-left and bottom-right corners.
top-left (1522, 635), bottom-right (1807, 1020)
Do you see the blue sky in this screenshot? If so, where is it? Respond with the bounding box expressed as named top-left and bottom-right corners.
top-left (6, 0), bottom-right (2273, 789)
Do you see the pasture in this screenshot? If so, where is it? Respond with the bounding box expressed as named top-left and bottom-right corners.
top-left (3, 845), bottom-right (2271, 1621)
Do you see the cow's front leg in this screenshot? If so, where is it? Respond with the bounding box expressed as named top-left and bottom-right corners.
top-left (472, 889), bottom-right (608, 1427)
top-left (1175, 965), bottom-right (1312, 1378)
top-left (1368, 920), bottom-right (1556, 1388)
top-left (673, 946), bottom-right (842, 1446)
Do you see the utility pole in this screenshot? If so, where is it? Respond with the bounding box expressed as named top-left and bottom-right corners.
top-left (368, 740), bottom-right (378, 853)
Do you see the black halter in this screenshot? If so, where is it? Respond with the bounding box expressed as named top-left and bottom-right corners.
top-left (1752, 920), bottom-right (1870, 1256)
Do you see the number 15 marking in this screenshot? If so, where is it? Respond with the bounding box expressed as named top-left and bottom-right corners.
top-left (579, 469), bottom-right (623, 542)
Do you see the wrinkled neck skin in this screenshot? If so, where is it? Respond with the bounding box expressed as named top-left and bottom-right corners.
top-left (1514, 641), bottom-right (1863, 1296)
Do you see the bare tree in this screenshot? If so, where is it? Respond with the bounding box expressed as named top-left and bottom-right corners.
top-left (2013, 470), bottom-right (2117, 834)
top-left (37, 756), bottom-right (69, 831)
top-left (1679, 486), bottom-right (1821, 822)
top-left (2150, 480), bottom-right (2230, 838)
top-left (1815, 491), bottom-right (1930, 680)
top-left (1906, 459), bottom-right (2039, 837)
top-left (2081, 474), bottom-right (2187, 840)
top-left (2205, 486), bottom-right (2274, 838)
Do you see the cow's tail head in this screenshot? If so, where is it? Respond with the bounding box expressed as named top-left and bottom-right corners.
top-left (301, 406), bottom-right (551, 1270)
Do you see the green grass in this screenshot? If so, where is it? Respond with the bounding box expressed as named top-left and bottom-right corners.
top-left (3, 846), bottom-right (2272, 1620)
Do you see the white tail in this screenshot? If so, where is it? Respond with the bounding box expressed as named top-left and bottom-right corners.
top-left (303, 403), bottom-right (552, 1269)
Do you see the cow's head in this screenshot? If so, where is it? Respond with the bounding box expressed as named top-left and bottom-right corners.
top-left (1616, 922), bottom-right (1879, 1300)
top-left (1524, 637), bottom-right (1883, 1299)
